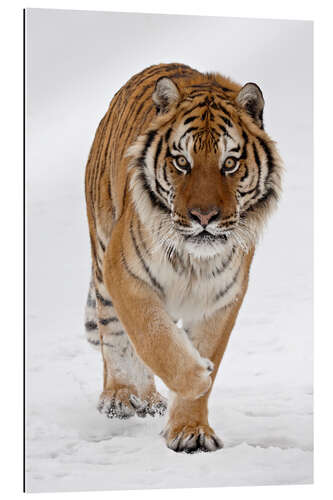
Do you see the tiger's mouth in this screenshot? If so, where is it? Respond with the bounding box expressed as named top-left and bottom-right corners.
top-left (185, 230), bottom-right (229, 244)
top-left (182, 229), bottom-right (231, 258)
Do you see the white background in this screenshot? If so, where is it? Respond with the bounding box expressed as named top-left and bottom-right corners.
top-left (25, 7), bottom-right (313, 493)
top-left (1, 1), bottom-right (332, 500)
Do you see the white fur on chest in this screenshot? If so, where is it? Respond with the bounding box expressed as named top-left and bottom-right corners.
top-left (149, 243), bottom-right (244, 325)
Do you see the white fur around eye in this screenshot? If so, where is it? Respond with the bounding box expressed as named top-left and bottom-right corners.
top-left (173, 161), bottom-right (187, 174)
top-left (172, 156), bottom-right (191, 174)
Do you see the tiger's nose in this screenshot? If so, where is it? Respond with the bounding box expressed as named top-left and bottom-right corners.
top-left (189, 207), bottom-right (220, 227)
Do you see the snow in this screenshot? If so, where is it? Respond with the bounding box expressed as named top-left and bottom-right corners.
top-left (25, 9), bottom-right (313, 493)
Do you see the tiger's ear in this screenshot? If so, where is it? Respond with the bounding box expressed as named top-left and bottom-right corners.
top-left (152, 77), bottom-right (180, 114)
top-left (236, 82), bottom-right (265, 129)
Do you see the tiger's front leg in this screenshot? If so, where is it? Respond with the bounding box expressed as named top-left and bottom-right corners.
top-left (162, 296), bottom-right (246, 453)
top-left (103, 224), bottom-right (214, 403)
top-left (94, 280), bottom-right (167, 420)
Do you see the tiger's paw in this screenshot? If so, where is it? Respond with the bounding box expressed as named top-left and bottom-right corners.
top-left (177, 359), bottom-right (213, 400)
top-left (98, 389), bottom-right (167, 419)
top-left (161, 423), bottom-right (223, 453)
top-left (130, 392), bottom-right (167, 418)
top-left (97, 389), bottom-right (136, 420)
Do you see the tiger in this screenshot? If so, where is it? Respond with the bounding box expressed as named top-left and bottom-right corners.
top-left (84, 63), bottom-right (282, 453)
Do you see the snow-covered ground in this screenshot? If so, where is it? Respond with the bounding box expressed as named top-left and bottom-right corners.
top-left (25, 9), bottom-right (313, 493)
top-left (25, 193), bottom-right (313, 492)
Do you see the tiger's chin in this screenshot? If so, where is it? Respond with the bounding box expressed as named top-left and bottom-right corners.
top-left (184, 233), bottom-right (229, 259)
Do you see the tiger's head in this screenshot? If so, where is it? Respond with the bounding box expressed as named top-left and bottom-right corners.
top-left (128, 75), bottom-right (282, 258)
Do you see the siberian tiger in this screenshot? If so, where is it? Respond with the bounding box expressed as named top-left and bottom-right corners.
top-left (85, 63), bottom-right (282, 453)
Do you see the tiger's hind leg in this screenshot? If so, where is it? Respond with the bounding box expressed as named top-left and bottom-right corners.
top-left (85, 278), bottom-right (100, 349)
top-left (85, 277), bottom-right (167, 419)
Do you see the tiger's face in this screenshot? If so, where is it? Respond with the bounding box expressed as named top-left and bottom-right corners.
top-left (164, 113), bottom-right (249, 257)
top-left (128, 77), bottom-right (282, 258)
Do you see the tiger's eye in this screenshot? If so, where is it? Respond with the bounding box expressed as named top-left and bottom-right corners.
top-left (224, 157), bottom-right (236, 169)
top-left (223, 156), bottom-right (239, 173)
top-left (176, 155), bottom-right (188, 168)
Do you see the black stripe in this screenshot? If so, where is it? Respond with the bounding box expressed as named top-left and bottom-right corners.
top-left (121, 102), bottom-right (153, 158)
top-left (220, 115), bottom-right (233, 127)
top-left (252, 141), bottom-right (261, 168)
top-left (187, 92), bottom-right (206, 99)
top-left (175, 219), bottom-right (192, 229)
top-left (169, 249), bottom-right (187, 276)
top-left (154, 136), bottom-right (163, 182)
top-left (182, 104), bottom-right (201, 117)
top-left (95, 289), bottom-right (113, 307)
top-left (117, 77), bottom-right (156, 144)
top-left (95, 266), bottom-right (103, 283)
top-left (162, 162), bottom-right (171, 187)
top-left (215, 93), bottom-right (232, 101)
top-left (201, 110), bottom-right (208, 121)
top-left (85, 321), bottom-right (98, 331)
top-left (130, 222), bottom-right (165, 297)
top-left (141, 130), bottom-right (157, 162)
top-left (87, 293), bottom-right (96, 308)
top-left (98, 237), bottom-right (106, 252)
top-left (181, 101), bottom-right (208, 117)
top-left (178, 126), bottom-right (198, 144)
top-left (104, 93), bottom-right (135, 163)
top-left (136, 219), bottom-right (150, 257)
top-left (88, 338), bottom-right (100, 346)
top-left (257, 137), bottom-right (274, 174)
top-left (261, 187), bottom-right (278, 202)
top-left (211, 247), bottom-right (236, 278)
top-left (184, 115), bottom-right (198, 125)
top-left (139, 170), bottom-right (170, 213)
top-left (156, 179), bottom-right (170, 200)
top-left (173, 141), bottom-right (182, 153)
top-left (209, 127), bottom-right (220, 138)
top-left (240, 131), bottom-right (248, 160)
top-left (165, 127), bottom-right (173, 143)
top-left (99, 317), bottom-right (119, 326)
top-left (188, 84), bottom-right (210, 89)
top-left (251, 141), bottom-right (262, 194)
top-left (245, 187), bottom-right (278, 213)
top-left (240, 164), bottom-right (249, 182)
top-left (215, 266), bottom-right (241, 302)
top-left (217, 123), bottom-right (231, 137)
top-left (101, 331), bottom-right (124, 339)
top-left (121, 249), bottom-right (146, 285)
top-left (218, 104), bottom-right (231, 117)
top-left (238, 186), bottom-right (258, 197)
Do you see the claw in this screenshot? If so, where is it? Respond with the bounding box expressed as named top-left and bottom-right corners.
top-left (168, 433), bottom-right (183, 451)
top-left (129, 394), bottom-right (149, 417)
top-left (129, 394), bottom-right (143, 409)
top-left (203, 357), bottom-right (214, 373)
top-left (163, 424), bottom-right (223, 453)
